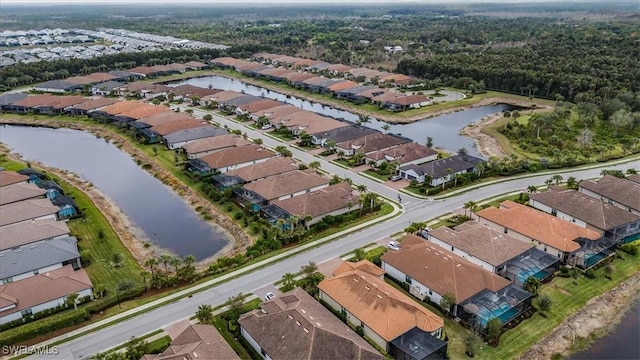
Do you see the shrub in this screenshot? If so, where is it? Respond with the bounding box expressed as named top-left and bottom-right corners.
top-left (619, 244), bottom-right (638, 256)
top-left (585, 269), bottom-right (596, 279)
top-left (486, 318), bottom-right (502, 345)
top-left (233, 212), bottom-right (243, 220)
top-left (0, 309), bottom-right (89, 345)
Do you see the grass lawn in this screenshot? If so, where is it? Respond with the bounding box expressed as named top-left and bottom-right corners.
top-left (211, 298), bottom-right (262, 360)
top-left (482, 116), bottom-right (541, 159)
top-left (362, 169), bottom-right (391, 182)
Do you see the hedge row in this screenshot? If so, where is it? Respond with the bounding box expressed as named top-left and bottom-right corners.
top-left (0, 309), bottom-right (89, 346)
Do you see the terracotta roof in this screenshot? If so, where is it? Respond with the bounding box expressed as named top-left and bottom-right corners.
top-left (318, 260), bottom-right (444, 342)
top-left (428, 222), bottom-right (534, 267)
top-left (578, 175), bottom-right (640, 212)
top-left (325, 64), bottom-right (354, 73)
top-left (237, 98), bottom-right (282, 113)
top-left (0, 182), bottom-right (46, 205)
top-left (365, 142), bottom-right (437, 163)
top-left (12, 94), bottom-right (57, 107)
top-left (124, 82), bottom-right (157, 92)
top-left (271, 111), bottom-right (324, 126)
top-left (225, 157), bottom-right (299, 182)
top-left (294, 58), bottom-right (324, 67)
top-left (65, 76), bottom-right (95, 85)
top-left (234, 61), bottom-right (264, 72)
top-left (211, 57), bottom-right (240, 66)
top-left (293, 118), bottom-right (350, 135)
top-left (333, 259), bottom-right (385, 278)
top-left (627, 174), bottom-right (640, 184)
top-left (39, 96), bottom-right (87, 110)
top-left (170, 84), bottom-right (203, 97)
top-left (165, 62), bottom-right (189, 71)
top-left (129, 66), bottom-right (156, 75)
top-left (371, 92), bottom-right (407, 102)
top-left (271, 183), bottom-right (358, 219)
top-left (302, 76), bottom-right (328, 86)
top-left (530, 188), bottom-right (640, 231)
top-left (327, 80), bottom-right (360, 92)
top-left (85, 72), bottom-right (118, 82)
top-left (386, 94), bottom-right (431, 106)
top-left (379, 73), bottom-right (411, 82)
top-left (68, 97), bottom-right (118, 111)
top-left (0, 198), bottom-right (59, 227)
top-left (143, 321), bottom-right (239, 360)
top-left (382, 235), bottom-right (512, 304)
top-left (151, 120), bottom-right (204, 136)
top-left (0, 265), bottom-right (92, 317)
top-left (200, 144), bottom-right (275, 169)
top-left (0, 218), bottom-right (70, 251)
top-left (281, 72), bottom-right (316, 83)
top-left (475, 201), bottom-right (600, 252)
top-left (243, 170), bottom-right (328, 201)
top-left (0, 171), bottom-right (29, 187)
top-left (259, 67), bottom-right (295, 78)
top-left (310, 126), bottom-right (377, 143)
top-left (182, 134), bottom-right (251, 156)
top-left (337, 133), bottom-right (410, 154)
top-left (202, 90), bottom-right (245, 103)
top-left (118, 104), bottom-right (171, 120)
top-left (183, 61), bottom-right (207, 68)
top-left (239, 288), bottom-right (382, 360)
top-left (136, 112), bottom-right (193, 127)
top-left (253, 104), bottom-right (304, 119)
top-left (98, 101), bottom-right (143, 115)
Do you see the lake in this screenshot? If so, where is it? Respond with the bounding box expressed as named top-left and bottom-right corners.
top-left (172, 75), bottom-right (512, 157)
top-left (0, 125), bottom-right (230, 261)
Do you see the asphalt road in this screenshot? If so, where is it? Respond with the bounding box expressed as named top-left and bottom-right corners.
top-left (28, 108), bottom-right (638, 359)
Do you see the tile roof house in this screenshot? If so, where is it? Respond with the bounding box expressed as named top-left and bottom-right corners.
top-left (310, 126), bottom-right (378, 147)
top-left (251, 104), bottom-right (305, 122)
top-left (0, 236), bottom-right (81, 284)
top-left (211, 157), bottom-right (299, 190)
top-left (31, 80), bottom-right (84, 93)
top-left (236, 170), bottom-right (329, 210)
top-left (90, 80), bottom-right (124, 96)
top-left (235, 98), bottom-right (282, 115)
top-left (135, 112), bottom-right (194, 128)
top-left (365, 142), bottom-right (438, 168)
top-left (239, 288), bottom-right (383, 360)
top-left (0, 93), bottom-right (28, 110)
top-left (162, 126), bottom-right (227, 150)
top-left (530, 188), bottom-right (640, 244)
top-left (578, 175), bottom-right (640, 216)
top-left (262, 183), bottom-right (359, 228)
top-left (318, 260), bottom-right (446, 358)
top-left (182, 134), bottom-right (251, 159)
top-left (0, 198), bottom-right (60, 227)
top-left (381, 94), bottom-right (432, 111)
top-left (8, 94), bottom-right (58, 113)
top-left (336, 133), bottom-right (411, 157)
top-left (475, 201), bottom-right (604, 268)
top-left (0, 265), bottom-right (93, 325)
top-left (201, 90), bottom-right (245, 107)
top-left (66, 98), bottom-right (118, 116)
top-left (140, 320), bottom-right (239, 360)
top-left (325, 64), bottom-right (354, 75)
top-left (281, 72), bottom-right (316, 86)
top-left (382, 235), bottom-right (532, 332)
top-left (0, 170), bottom-right (29, 187)
top-left (187, 144), bottom-right (275, 175)
top-left (150, 119), bottom-right (205, 136)
top-left (399, 155), bottom-right (485, 187)
top-left (334, 86), bottom-right (380, 103)
top-left (0, 218), bottom-right (71, 251)
top-left (0, 182), bottom-right (47, 205)
top-left (117, 104), bottom-right (172, 122)
top-left (34, 96), bottom-right (88, 114)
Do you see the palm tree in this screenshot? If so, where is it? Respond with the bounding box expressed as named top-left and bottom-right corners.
top-left (444, 168), bottom-right (454, 190)
top-left (551, 174), bottom-right (563, 185)
top-left (159, 254), bottom-right (173, 273)
top-left (352, 248), bottom-right (366, 262)
top-left (463, 201), bottom-right (477, 217)
top-left (356, 184), bottom-right (367, 194)
top-left (66, 293), bottom-right (80, 311)
top-left (145, 258), bottom-right (158, 277)
top-left (195, 304), bottom-right (214, 324)
top-left (527, 185), bottom-right (538, 194)
top-left (353, 152), bottom-right (365, 166)
top-left (358, 114), bottom-right (371, 128)
top-left (170, 257), bottom-right (182, 273)
top-left (282, 272), bottom-right (296, 290)
top-left (544, 178), bottom-right (553, 188)
top-left (309, 161), bottom-right (321, 172)
top-left (524, 276), bottom-right (541, 295)
top-left (381, 123), bottom-right (391, 133)
top-left (325, 140), bottom-right (336, 153)
top-left (140, 270), bottom-right (150, 292)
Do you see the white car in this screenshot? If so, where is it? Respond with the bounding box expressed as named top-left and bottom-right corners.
top-left (264, 292), bottom-right (275, 301)
top-left (261, 124), bottom-right (272, 130)
top-left (387, 241), bottom-right (400, 251)
top-left (390, 175), bottom-right (403, 182)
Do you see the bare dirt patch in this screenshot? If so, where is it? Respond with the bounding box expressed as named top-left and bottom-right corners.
top-left (461, 113), bottom-right (508, 158)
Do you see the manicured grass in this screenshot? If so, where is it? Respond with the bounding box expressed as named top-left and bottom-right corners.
top-left (211, 298), bottom-right (262, 360)
top-left (142, 335), bottom-right (171, 354)
top-left (362, 169), bottom-right (391, 182)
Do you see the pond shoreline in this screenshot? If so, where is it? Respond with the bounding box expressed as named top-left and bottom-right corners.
top-left (0, 118), bottom-right (251, 268)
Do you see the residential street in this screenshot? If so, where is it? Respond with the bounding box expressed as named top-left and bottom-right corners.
top-left (28, 107), bottom-right (638, 360)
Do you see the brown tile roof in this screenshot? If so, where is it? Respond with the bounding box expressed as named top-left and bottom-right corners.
top-left (99, 101), bottom-right (144, 115)
top-left (244, 170), bottom-right (329, 201)
top-left (294, 58), bottom-right (324, 67)
top-left (0, 218), bottom-right (70, 251)
top-left (0, 265), bottom-right (92, 317)
top-left (202, 90), bottom-right (245, 103)
top-left (357, 89), bottom-right (391, 100)
top-left (475, 201), bottom-right (600, 252)
top-left (200, 144), bottom-right (275, 170)
top-left (0, 198), bottom-right (59, 227)
top-left (379, 73), bottom-right (411, 82)
top-left (239, 288), bottom-right (382, 360)
top-left (169, 84), bottom-right (203, 97)
top-left (371, 92), bottom-right (408, 102)
top-left (40, 95), bottom-right (87, 110)
top-left (129, 66), bottom-right (156, 75)
top-left (428, 222), bottom-right (534, 267)
top-left (165, 62), bottom-right (189, 71)
top-left (118, 104), bottom-right (172, 120)
top-left (281, 72), bottom-right (316, 83)
top-left (145, 321), bottom-right (239, 360)
top-left (325, 64), bottom-right (354, 73)
top-left (68, 97), bottom-right (118, 111)
top-left (258, 67), bottom-right (295, 77)
top-left (183, 61), bottom-right (207, 68)
top-left (337, 133), bottom-right (410, 154)
top-left (293, 118), bottom-right (350, 135)
top-left (327, 80), bottom-right (359, 92)
top-left (579, 175), bottom-right (640, 212)
top-left (530, 188), bottom-right (640, 231)
top-left (0, 171), bottom-right (28, 187)
top-left (237, 98), bottom-right (282, 113)
top-left (65, 76), bottom-right (95, 85)
top-left (192, 88), bottom-right (220, 98)
top-left (85, 72), bottom-right (118, 82)
top-left (234, 61), bottom-right (264, 72)
top-left (182, 134), bottom-right (251, 156)
top-left (13, 94), bottom-right (57, 107)
top-left (627, 174), bottom-right (640, 184)
top-left (272, 111), bottom-right (324, 126)
top-left (151, 120), bottom-right (205, 136)
top-left (318, 260), bottom-right (444, 342)
top-left (387, 94), bottom-right (431, 106)
top-left (302, 76), bottom-right (328, 86)
top-left (253, 53), bottom-right (282, 60)
top-left (0, 182), bottom-right (46, 205)
top-left (253, 104), bottom-right (304, 119)
top-left (225, 157), bottom-right (299, 182)
top-left (333, 259), bottom-right (385, 278)
top-left (273, 56), bottom-right (300, 65)
top-left (365, 142), bottom-right (437, 163)
top-left (124, 82), bottom-right (156, 92)
top-left (382, 235), bottom-right (512, 303)
top-left (272, 183), bottom-right (358, 219)
top-left (137, 112), bottom-right (193, 127)
top-left (211, 57), bottom-right (239, 66)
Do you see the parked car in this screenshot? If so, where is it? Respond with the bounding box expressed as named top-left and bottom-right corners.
top-left (264, 292), bottom-right (275, 301)
top-left (387, 241), bottom-right (400, 251)
top-left (261, 124), bottom-right (272, 130)
top-left (390, 175), bottom-right (402, 182)
top-left (419, 228), bottom-right (433, 238)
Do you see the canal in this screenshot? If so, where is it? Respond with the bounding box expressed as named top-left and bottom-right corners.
top-left (173, 75), bottom-right (511, 157)
top-left (0, 125), bottom-right (230, 261)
